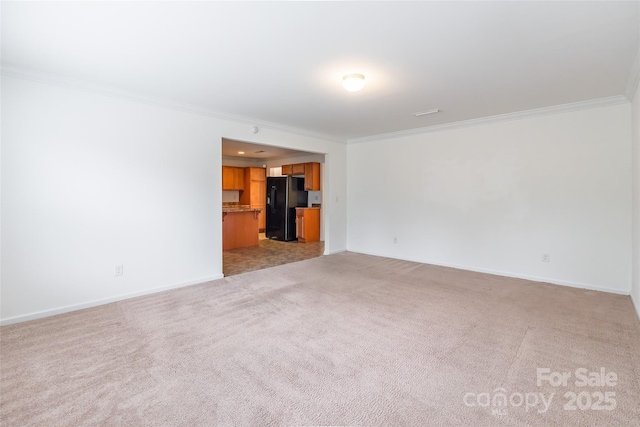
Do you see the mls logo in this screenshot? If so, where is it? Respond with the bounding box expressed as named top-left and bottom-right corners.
top-left (492, 408), bottom-right (508, 416)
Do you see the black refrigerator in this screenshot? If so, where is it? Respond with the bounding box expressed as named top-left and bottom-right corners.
top-left (266, 176), bottom-right (308, 241)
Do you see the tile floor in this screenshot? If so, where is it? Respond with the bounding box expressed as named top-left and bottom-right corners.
top-left (223, 238), bottom-right (325, 276)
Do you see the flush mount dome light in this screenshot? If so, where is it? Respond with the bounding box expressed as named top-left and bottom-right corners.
top-left (342, 73), bottom-right (366, 92)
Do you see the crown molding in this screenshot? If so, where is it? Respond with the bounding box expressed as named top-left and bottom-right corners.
top-left (624, 40), bottom-right (640, 101)
top-left (347, 95), bottom-right (630, 144)
top-left (1, 65), bottom-right (346, 145)
top-left (3, 65), bottom-right (632, 147)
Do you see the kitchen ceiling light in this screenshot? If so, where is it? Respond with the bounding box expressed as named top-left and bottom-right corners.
top-left (342, 73), bottom-right (366, 92)
top-left (238, 151), bottom-right (245, 155)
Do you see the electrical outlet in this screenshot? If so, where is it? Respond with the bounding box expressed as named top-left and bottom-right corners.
top-left (115, 265), bottom-right (124, 276)
top-left (542, 254), bottom-right (550, 263)
top-left (393, 237), bottom-right (398, 244)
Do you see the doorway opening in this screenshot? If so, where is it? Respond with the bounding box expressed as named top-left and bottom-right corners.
top-left (221, 138), bottom-right (326, 276)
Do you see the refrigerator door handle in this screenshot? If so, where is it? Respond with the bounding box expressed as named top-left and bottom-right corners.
top-left (270, 186), bottom-right (277, 214)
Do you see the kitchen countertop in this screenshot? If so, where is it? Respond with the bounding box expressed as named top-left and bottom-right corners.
top-left (222, 205), bottom-right (263, 213)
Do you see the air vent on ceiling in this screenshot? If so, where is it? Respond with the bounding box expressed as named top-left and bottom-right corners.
top-left (412, 108), bottom-right (440, 117)
top-left (254, 150), bottom-right (265, 153)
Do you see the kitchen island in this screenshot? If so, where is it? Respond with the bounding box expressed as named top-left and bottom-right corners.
top-left (222, 206), bottom-right (262, 250)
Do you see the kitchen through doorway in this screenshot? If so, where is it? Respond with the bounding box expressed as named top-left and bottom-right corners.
top-left (221, 138), bottom-right (326, 276)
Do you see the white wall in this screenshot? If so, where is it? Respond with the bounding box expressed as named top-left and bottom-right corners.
top-left (1, 76), bottom-right (347, 323)
top-left (221, 191), bottom-right (240, 203)
top-left (632, 85), bottom-right (640, 317)
top-left (347, 104), bottom-right (632, 294)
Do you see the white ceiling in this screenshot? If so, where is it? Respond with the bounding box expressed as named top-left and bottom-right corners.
top-left (2, 1), bottom-right (639, 141)
top-left (222, 138), bottom-right (313, 160)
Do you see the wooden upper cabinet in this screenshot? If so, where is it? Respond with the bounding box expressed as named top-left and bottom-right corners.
top-left (291, 163), bottom-right (305, 175)
top-left (249, 167), bottom-right (266, 181)
top-left (222, 166), bottom-right (235, 190)
top-left (303, 162), bottom-right (320, 191)
top-left (281, 163), bottom-right (305, 176)
top-left (234, 168), bottom-right (245, 190)
top-left (222, 166), bottom-right (245, 190)
top-left (280, 162), bottom-right (321, 191)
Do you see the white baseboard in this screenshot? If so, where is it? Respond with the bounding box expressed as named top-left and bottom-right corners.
top-left (324, 248), bottom-right (347, 255)
top-left (348, 249), bottom-right (631, 296)
top-left (0, 274), bottom-right (225, 326)
top-left (631, 293), bottom-right (640, 324)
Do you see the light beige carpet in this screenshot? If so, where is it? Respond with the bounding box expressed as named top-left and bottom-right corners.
top-left (1, 252), bottom-right (639, 426)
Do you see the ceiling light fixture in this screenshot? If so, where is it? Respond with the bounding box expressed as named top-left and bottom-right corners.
top-left (342, 73), bottom-right (366, 92)
top-left (412, 108), bottom-right (441, 117)
top-left (238, 151), bottom-right (245, 155)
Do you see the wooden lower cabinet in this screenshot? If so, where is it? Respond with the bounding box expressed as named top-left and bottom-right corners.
top-left (257, 205), bottom-right (266, 231)
top-left (295, 208), bottom-right (320, 243)
top-left (222, 210), bottom-right (259, 250)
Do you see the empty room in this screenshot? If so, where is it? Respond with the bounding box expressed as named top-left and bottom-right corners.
top-left (1, 2), bottom-right (639, 426)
